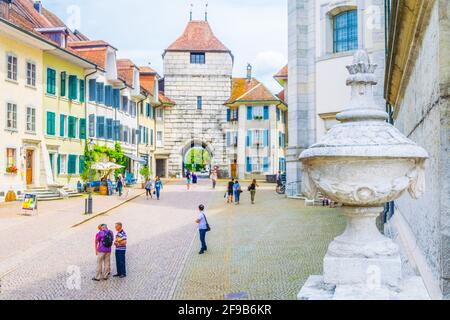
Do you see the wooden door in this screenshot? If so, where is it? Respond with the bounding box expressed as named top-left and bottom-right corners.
top-left (231, 163), bottom-right (237, 178)
top-left (26, 150), bottom-right (34, 185)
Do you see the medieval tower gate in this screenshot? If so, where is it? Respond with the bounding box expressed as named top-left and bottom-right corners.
top-left (163, 20), bottom-right (233, 177)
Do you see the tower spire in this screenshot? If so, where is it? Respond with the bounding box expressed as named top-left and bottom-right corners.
top-left (190, 3), bottom-right (193, 21)
top-left (205, 3), bottom-right (208, 21)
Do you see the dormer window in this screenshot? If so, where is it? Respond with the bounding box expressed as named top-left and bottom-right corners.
top-left (35, 27), bottom-right (68, 48)
top-left (190, 52), bottom-right (205, 64)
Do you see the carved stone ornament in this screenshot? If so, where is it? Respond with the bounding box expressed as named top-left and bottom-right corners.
top-left (297, 50), bottom-right (430, 299)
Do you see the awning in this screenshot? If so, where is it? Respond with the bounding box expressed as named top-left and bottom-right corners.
top-left (125, 154), bottom-right (147, 164)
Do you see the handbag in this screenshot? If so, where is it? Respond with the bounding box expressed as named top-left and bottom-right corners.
top-left (203, 213), bottom-right (211, 232)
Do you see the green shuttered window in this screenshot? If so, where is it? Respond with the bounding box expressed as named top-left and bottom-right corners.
top-left (46, 112), bottom-right (56, 136)
top-left (47, 68), bottom-right (56, 95)
top-left (69, 75), bottom-right (78, 100)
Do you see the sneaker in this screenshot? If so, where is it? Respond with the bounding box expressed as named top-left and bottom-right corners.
top-left (119, 275), bottom-right (126, 278)
top-left (113, 274), bottom-right (121, 278)
top-left (199, 250), bottom-right (205, 255)
top-left (92, 278), bottom-right (100, 282)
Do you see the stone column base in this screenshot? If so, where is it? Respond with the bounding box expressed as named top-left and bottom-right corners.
top-left (323, 254), bottom-right (402, 288)
top-left (298, 275), bottom-right (430, 300)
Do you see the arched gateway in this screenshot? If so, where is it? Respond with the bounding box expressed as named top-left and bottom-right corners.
top-left (180, 140), bottom-right (214, 176)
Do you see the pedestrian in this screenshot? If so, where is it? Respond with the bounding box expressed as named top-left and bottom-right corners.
top-left (210, 170), bottom-right (218, 189)
top-left (113, 222), bottom-right (127, 278)
top-left (227, 178), bottom-right (235, 203)
top-left (195, 204), bottom-right (210, 255)
top-left (154, 176), bottom-right (163, 200)
top-left (77, 180), bottom-right (83, 193)
top-left (186, 170), bottom-right (192, 190)
top-left (276, 170), bottom-right (283, 188)
top-left (145, 178), bottom-right (153, 200)
top-left (92, 224), bottom-right (113, 282)
top-left (192, 172), bottom-right (198, 184)
top-left (248, 179), bottom-right (259, 204)
top-left (233, 180), bottom-right (242, 205)
top-left (117, 173), bottom-right (124, 196)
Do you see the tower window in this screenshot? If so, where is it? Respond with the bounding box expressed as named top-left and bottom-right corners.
top-left (197, 96), bottom-right (203, 110)
top-left (191, 52), bottom-right (206, 64)
top-left (333, 10), bottom-right (358, 53)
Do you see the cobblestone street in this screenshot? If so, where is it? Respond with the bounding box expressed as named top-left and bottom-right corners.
top-left (0, 180), bottom-right (345, 300)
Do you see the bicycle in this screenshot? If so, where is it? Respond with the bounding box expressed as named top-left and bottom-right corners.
top-left (276, 184), bottom-right (286, 195)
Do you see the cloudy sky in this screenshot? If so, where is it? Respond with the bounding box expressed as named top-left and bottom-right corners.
top-left (44, 0), bottom-right (288, 93)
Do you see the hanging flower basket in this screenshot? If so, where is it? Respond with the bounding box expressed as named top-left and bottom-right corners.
top-left (6, 166), bottom-right (18, 174)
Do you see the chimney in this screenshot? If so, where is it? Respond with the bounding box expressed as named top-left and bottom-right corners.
top-left (246, 63), bottom-right (252, 81)
top-left (34, 1), bottom-right (42, 14)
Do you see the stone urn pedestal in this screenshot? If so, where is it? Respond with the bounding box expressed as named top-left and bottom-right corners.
top-left (297, 51), bottom-right (430, 300)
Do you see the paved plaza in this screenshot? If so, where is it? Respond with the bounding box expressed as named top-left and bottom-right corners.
top-left (0, 180), bottom-right (345, 300)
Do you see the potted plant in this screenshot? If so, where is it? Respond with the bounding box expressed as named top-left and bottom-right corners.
top-left (140, 166), bottom-right (151, 189)
top-left (6, 165), bottom-right (18, 175)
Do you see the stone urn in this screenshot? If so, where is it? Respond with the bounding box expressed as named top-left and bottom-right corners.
top-left (298, 50), bottom-right (430, 300)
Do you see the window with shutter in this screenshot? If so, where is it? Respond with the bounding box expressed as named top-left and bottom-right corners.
top-left (60, 114), bottom-right (66, 137)
top-left (246, 157), bottom-right (252, 173)
top-left (79, 156), bottom-right (85, 174)
top-left (106, 119), bottom-right (113, 140)
top-left (88, 114), bottom-right (95, 137)
top-left (96, 116), bottom-right (105, 138)
top-left (68, 75), bottom-right (78, 100)
top-left (60, 72), bottom-right (67, 97)
top-left (68, 155), bottom-right (77, 174)
top-left (68, 116), bottom-right (77, 138)
top-left (79, 119), bottom-right (86, 139)
top-left (79, 80), bottom-right (85, 103)
top-left (46, 112), bottom-right (56, 136)
top-left (247, 106), bottom-right (253, 120)
top-left (96, 82), bottom-right (104, 104)
top-left (47, 68), bottom-right (56, 95)
top-left (89, 79), bottom-right (97, 101)
top-left (263, 106), bottom-right (269, 120)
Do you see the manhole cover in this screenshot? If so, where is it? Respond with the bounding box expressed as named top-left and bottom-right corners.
top-left (224, 292), bottom-right (249, 300)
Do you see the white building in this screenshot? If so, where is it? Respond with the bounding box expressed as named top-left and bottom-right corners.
top-left (68, 42), bottom-right (142, 180)
top-left (224, 68), bottom-right (288, 179)
top-left (287, 0), bottom-right (386, 196)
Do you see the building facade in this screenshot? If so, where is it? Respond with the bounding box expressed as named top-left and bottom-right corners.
top-left (42, 50), bottom-right (94, 188)
top-left (286, 0), bottom-right (386, 196)
top-left (0, 18), bottom-right (46, 201)
top-left (384, 0), bottom-right (449, 300)
top-left (224, 73), bottom-right (288, 179)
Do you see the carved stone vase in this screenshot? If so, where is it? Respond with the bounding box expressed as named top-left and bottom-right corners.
top-left (298, 50), bottom-right (430, 300)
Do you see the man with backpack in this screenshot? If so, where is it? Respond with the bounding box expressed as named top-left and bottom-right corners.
top-left (195, 204), bottom-right (210, 255)
top-left (93, 224), bottom-right (114, 281)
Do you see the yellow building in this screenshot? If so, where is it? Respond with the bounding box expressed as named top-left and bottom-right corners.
top-left (0, 20), bottom-right (46, 201)
top-left (43, 51), bottom-right (95, 188)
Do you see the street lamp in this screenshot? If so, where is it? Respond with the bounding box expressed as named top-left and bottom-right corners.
top-left (85, 138), bottom-right (95, 214)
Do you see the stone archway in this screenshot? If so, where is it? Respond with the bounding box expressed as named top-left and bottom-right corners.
top-left (180, 139), bottom-right (215, 177)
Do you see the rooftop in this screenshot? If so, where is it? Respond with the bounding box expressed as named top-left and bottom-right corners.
top-left (166, 20), bottom-right (230, 53)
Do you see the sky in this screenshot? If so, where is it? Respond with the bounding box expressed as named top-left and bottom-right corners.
top-left (43, 0), bottom-right (288, 93)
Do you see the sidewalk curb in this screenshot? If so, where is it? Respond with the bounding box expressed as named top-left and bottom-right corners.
top-left (71, 191), bottom-right (145, 228)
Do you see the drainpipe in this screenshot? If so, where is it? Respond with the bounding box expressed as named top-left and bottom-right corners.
top-left (383, 0), bottom-right (395, 223)
top-left (83, 67), bottom-right (97, 215)
top-left (84, 67), bottom-right (98, 145)
top-left (136, 94), bottom-right (148, 161)
top-left (115, 82), bottom-right (127, 142)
